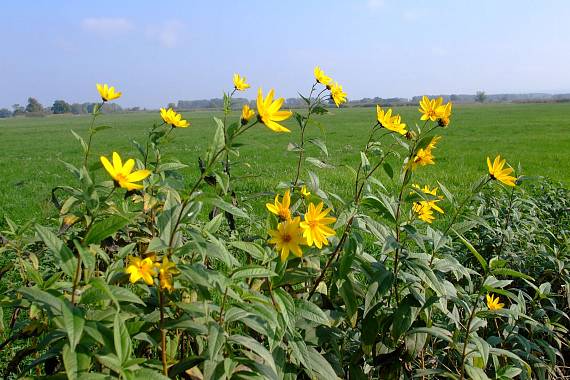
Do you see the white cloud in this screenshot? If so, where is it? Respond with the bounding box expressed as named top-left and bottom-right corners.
top-left (146, 20), bottom-right (185, 48)
top-left (81, 17), bottom-right (134, 34)
top-left (367, 0), bottom-right (385, 10)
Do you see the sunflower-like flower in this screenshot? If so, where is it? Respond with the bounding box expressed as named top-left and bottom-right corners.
top-left (436, 101), bottom-right (452, 127)
top-left (300, 185), bottom-right (311, 198)
top-left (487, 155), bottom-right (516, 186)
top-left (418, 96), bottom-right (443, 122)
top-left (100, 152), bottom-right (151, 190)
top-left (268, 217), bottom-right (306, 262)
top-left (266, 190), bottom-right (291, 220)
top-left (412, 202), bottom-right (435, 223)
top-left (96, 83), bottom-right (122, 102)
top-left (409, 136), bottom-right (441, 170)
top-left (300, 202), bottom-right (336, 249)
top-left (486, 294), bottom-right (505, 310)
top-left (240, 104), bottom-right (255, 125)
top-left (160, 107), bottom-right (190, 128)
top-left (412, 184), bottom-right (444, 214)
top-left (314, 66), bottom-right (332, 86)
top-left (329, 82), bottom-right (347, 107)
top-left (256, 88), bottom-right (293, 132)
top-left (125, 256), bottom-right (158, 285)
top-left (376, 105), bottom-right (407, 135)
top-left (233, 73), bottom-right (250, 91)
top-left (158, 257), bottom-right (179, 292)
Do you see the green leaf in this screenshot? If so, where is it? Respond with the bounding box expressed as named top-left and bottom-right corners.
top-left (207, 323), bottom-right (225, 360)
top-left (382, 162), bottom-right (394, 179)
top-left (360, 152), bottom-right (370, 172)
top-left (307, 137), bottom-right (329, 156)
top-left (492, 268), bottom-right (534, 281)
top-left (207, 117), bottom-right (225, 165)
top-left (453, 229), bottom-right (487, 273)
top-left (306, 346), bottom-right (339, 379)
top-left (168, 356), bottom-right (206, 378)
top-left (229, 241), bottom-right (266, 260)
top-left (295, 299), bottom-right (329, 325)
top-left (202, 196), bottom-right (249, 219)
top-left (62, 301), bottom-right (85, 350)
top-left (63, 343), bottom-right (79, 380)
top-left (306, 157), bottom-right (334, 169)
top-left (113, 312), bottom-right (132, 364)
top-left (407, 327), bottom-right (453, 343)
top-left (73, 240), bottom-right (96, 272)
top-left (84, 215), bottom-right (130, 245)
top-left (391, 295), bottom-right (416, 340)
top-left (231, 265), bottom-right (277, 280)
top-left (36, 225), bottom-right (77, 278)
top-left (70, 130), bottom-right (88, 154)
top-left (19, 287), bottom-right (63, 316)
top-left (229, 335), bottom-right (277, 377)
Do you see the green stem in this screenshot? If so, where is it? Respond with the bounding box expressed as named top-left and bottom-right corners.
top-left (158, 287), bottom-right (168, 376)
top-left (459, 290), bottom-right (484, 380)
top-left (83, 103), bottom-right (103, 167)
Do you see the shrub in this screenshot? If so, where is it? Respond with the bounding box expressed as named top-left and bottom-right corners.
top-left (0, 72), bottom-right (568, 379)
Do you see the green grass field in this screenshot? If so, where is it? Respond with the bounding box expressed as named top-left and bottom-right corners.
top-left (1, 103), bottom-right (569, 223)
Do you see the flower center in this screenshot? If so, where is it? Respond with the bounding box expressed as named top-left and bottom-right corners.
top-left (282, 234), bottom-right (292, 243)
top-left (115, 173), bottom-right (127, 183)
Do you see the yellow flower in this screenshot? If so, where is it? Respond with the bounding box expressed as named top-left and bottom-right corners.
top-left (410, 136), bottom-right (440, 170)
top-left (125, 256), bottom-right (158, 285)
top-left (96, 83), bottom-right (122, 102)
top-left (266, 190), bottom-right (291, 220)
top-left (376, 105), bottom-right (407, 135)
top-left (486, 294), bottom-right (505, 310)
top-left (487, 155), bottom-right (516, 186)
top-left (300, 185), bottom-right (311, 198)
top-left (412, 202), bottom-right (435, 223)
top-left (100, 152), bottom-right (151, 191)
top-left (412, 184), bottom-right (444, 214)
top-left (436, 101), bottom-right (452, 127)
top-left (233, 73), bottom-right (250, 91)
top-left (418, 96), bottom-right (443, 122)
top-left (329, 82), bottom-right (347, 107)
top-left (300, 202), bottom-right (336, 249)
top-left (240, 104), bottom-right (255, 124)
top-left (160, 107), bottom-right (190, 128)
top-left (256, 88), bottom-right (293, 133)
top-left (158, 257), bottom-right (179, 292)
top-left (314, 66), bottom-right (332, 86)
top-left (268, 216), bottom-right (306, 262)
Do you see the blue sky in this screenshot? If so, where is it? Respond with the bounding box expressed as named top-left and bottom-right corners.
top-left (1, 0), bottom-right (569, 108)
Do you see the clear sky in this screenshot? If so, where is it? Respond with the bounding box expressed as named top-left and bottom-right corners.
top-left (1, 0), bottom-right (569, 108)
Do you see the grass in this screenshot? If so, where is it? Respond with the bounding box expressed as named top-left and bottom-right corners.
top-left (0, 102), bottom-right (569, 224)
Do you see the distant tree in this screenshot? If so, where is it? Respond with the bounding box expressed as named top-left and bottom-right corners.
top-left (450, 94), bottom-right (459, 101)
top-left (475, 91), bottom-right (486, 103)
top-left (167, 102), bottom-right (176, 109)
top-left (26, 97), bottom-right (44, 113)
top-left (70, 103), bottom-right (84, 115)
top-left (12, 104), bottom-right (25, 116)
top-left (52, 100), bottom-right (71, 114)
top-left (0, 108), bottom-right (11, 118)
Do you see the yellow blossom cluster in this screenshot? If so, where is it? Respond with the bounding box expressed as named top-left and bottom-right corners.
top-left (266, 190), bottom-right (336, 261)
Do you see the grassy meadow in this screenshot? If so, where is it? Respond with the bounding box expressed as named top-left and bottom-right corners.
top-left (1, 102), bottom-right (569, 224)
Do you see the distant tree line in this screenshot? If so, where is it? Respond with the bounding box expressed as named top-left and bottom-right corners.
top-left (2, 91), bottom-right (570, 119)
top-left (0, 97), bottom-right (124, 118)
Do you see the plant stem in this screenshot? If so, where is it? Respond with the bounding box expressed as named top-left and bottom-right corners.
top-left (292, 83), bottom-right (319, 187)
top-left (459, 290), bottom-right (484, 380)
top-left (159, 287), bottom-right (168, 376)
top-left (429, 177), bottom-right (491, 266)
top-left (83, 103), bottom-right (103, 167)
